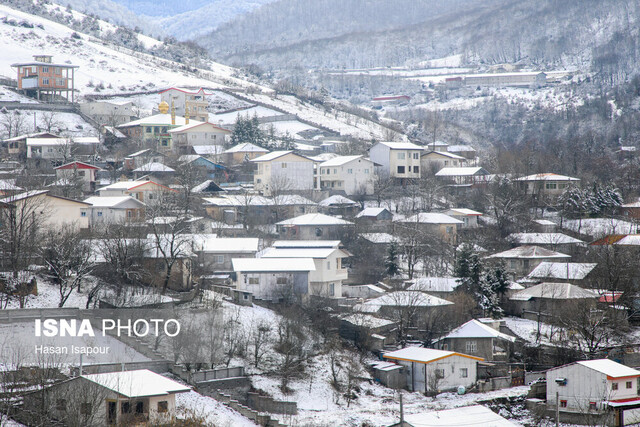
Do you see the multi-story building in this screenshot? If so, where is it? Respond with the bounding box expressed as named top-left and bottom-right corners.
top-left (168, 122), bottom-right (231, 154)
top-left (251, 151), bottom-right (314, 195)
top-left (11, 55), bottom-right (78, 102)
top-left (316, 155), bottom-right (375, 195)
top-left (369, 141), bottom-right (423, 180)
top-left (159, 87), bottom-right (210, 122)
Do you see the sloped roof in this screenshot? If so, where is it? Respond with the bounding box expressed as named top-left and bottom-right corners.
top-left (403, 405), bottom-right (517, 427)
top-left (193, 145), bottom-right (225, 155)
top-left (487, 246), bottom-right (570, 260)
top-left (318, 195), bottom-right (357, 206)
top-left (527, 262), bottom-right (597, 281)
top-left (117, 114), bottom-right (202, 128)
top-left (438, 319), bottom-right (516, 342)
top-left (515, 173), bottom-right (580, 182)
top-left (168, 121), bottom-right (230, 133)
top-left (508, 233), bottom-right (584, 245)
top-left (355, 207), bottom-right (391, 218)
top-left (277, 213), bottom-right (353, 226)
top-left (446, 208), bottom-right (483, 216)
top-left (447, 145), bottom-right (477, 153)
top-left (407, 277), bottom-right (460, 293)
top-left (133, 162), bottom-right (175, 173)
top-left (614, 235), bottom-right (640, 246)
top-left (422, 150), bottom-right (465, 160)
top-left (435, 166), bottom-right (489, 177)
top-left (84, 196), bottom-right (145, 208)
top-left (54, 161), bottom-right (100, 170)
top-left (261, 247), bottom-right (347, 259)
top-left (383, 347), bottom-right (482, 364)
top-left (319, 155), bottom-right (367, 167)
top-left (509, 282), bottom-right (598, 301)
top-left (232, 257), bottom-right (315, 272)
top-left (374, 141), bottom-right (423, 150)
top-left (224, 142), bottom-right (269, 153)
top-left (81, 369), bottom-right (190, 398)
top-left (200, 237), bottom-right (259, 253)
top-left (250, 150), bottom-right (308, 162)
top-left (359, 233), bottom-right (399, 244)
top-left (576, 359), bottom-right (640, 379)
top-left (272, 240), bottom-right (341, 248)
top-left (398, 212), bottom-right (463, 224)
top-left (355, 291), bottom-right (453, 312)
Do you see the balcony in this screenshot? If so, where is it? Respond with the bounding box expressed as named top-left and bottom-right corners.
top-left (21, 76), bottom-right (38, 89)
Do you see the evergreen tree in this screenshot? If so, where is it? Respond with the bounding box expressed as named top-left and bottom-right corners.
top-left (384, 242), bottom-right (400, 277)
top-left (481, 263), bottom-right (510, 318)
top-left (454, 245), bottom-right (482, 296)
top-left (231, 114), bottom-right (268, 149)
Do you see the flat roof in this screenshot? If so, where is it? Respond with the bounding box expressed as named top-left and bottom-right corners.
top-left (383, 347), bottom-right (483, 364)
top-left (81, 369), bottom-right (191, 398)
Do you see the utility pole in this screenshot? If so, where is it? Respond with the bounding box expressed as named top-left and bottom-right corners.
top-left (399, 390), bottom-right (404, 426)
top-left (556, 391), bottom-right (559, 427)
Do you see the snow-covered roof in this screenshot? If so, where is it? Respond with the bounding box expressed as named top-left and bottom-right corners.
top-left (84, 196), bottom-right (144, 208)
top-left (133, 162), bottom-right (175, 173)
top-left (26, 137), bottom-right (100, 146)
top-left (447, 145), bottom-right (477, 153)
top-left (374, 141), bottom-right (423, 150)
top-left (487, 246), bottom-right (570, 260)
top-left (340, 313), bottom-right (395, 329)
top-left (318, 195), bottom-right (357, 206)
top-left (193, 145), bottom-right (225, 155)
top-left (355, 291), bottom-right (453, 312)
top-left (435, 166), bottom-right (489, 177)
top-left (3, 131), bottom-right (59, 142)
top-left (446, 208), bottom-right (483, 216)
top-left (359, 233), bottom-right (399, 244)
top-left (614, 235), bottom-right (640, 246)
top-left (510, 282), bottom-right (598, 301)
top-left (407, 277), bottom-right (460, 293)
top-left (397, 212), bottom-right (463, 224)
top-left (203, 194), bottom-right (316, 207)
top-left (507, 233), bottom-right (583, 245)
top-left (318, 155), bottom-right (366, 167)
top-left (575, 359), bottom-right (640, 379)
top-left (403, 405), bottom-right (518, 427)
top-left (515, 173), bottom-right (580, 182)
top-left (355, 207), bottom-right (391, 218)
top-left (272, 240), bottom-right (341, 248)
top-left (0, 180), bottom-right (22, 192)
top-left (98, 180), bottom-right (163, 191)
top-left (201, 238), bottom-right (259, 253)
top-left (437, 319), bottom-right (516, 342)
top-left (527, 262), bottom-right (597, 281)
top-left (422, 151), bottom-right (465, 160)
top-left (232, 257), bottom-right (315, 272)
top-left (0, 189), bottom-right (48, 203)
top-left (250, 150), bottom-right (302, 162)
top-left (261, 247), bottom-right (347, 259)
top-left (533, 219), bottom-right (557, 226)
top-left (383, 347), bottom-right (482, 364)
top-left (81, 369), bottom-right (190, 398)
top-left (277, 213), bottom-right (353, 226)
top-left (168, 121), bottom-right (230, 133)
top-left (117, 114), bottom-right (202, 128)
top-left (224, 143), bottom-right (269, 154)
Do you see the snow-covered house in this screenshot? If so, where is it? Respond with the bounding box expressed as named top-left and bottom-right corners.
top-left (546, 359), bottom-right (640, 425)
top-left (318, 195), bottom-right (360, 216)
top-left (132, 162), bottom-right (176, 182)
top-left (508, 282), bottom-right (598, 318)
top-left (193, 236), bottom-right (260, 273)
top-left (232, 257), bottom-right (315, 302)
top-left (26, 137), bottom-right (100, 161)
top-left (486, 246), bottom-right (571, 279)
top-left (202, 194), bottom-right (317, 224)
top-left (160, 87), bottom-right (210, 122)
top-left (525, 262), bottom-right (597, 285)
top-left (22, 369), bottom-right (191, 426)
top-left (80, 100), bottom-right (136, 126)
top-left (83, 196), bottom-right (145, 226)
top-left (123, 149), bottom-right (166, 171)
top-left (507, 232), bottom-right (584, 254)
top-left (1, 190), bottom-right (90, 231)
top-left (395, 212), bottom-right (463, 243)
top-left (316, 155), bottom-right (375, 195)
top-left (394, 405), bottom-right (519, 427)
top-left (382, 347), bottom-right (482, 394)
top-left (406, 277), bottom-right (460, 298)
top-left (355, 207), bottom-right (393, 224)
top-left (4, 131), bottom-right (58, 157)
top-left (168, 121), bottom-right (231, 154)
top-left (223, 142), bottom-right (269, 165)
top-left (54, 161), bottom-right (100, 193)
top-left (444, 208), bottom-right (483, 228)
top-left (261, 240), bottom-right (349, 298)
top-left (354, 291), bottom-right (453, 319)
top-left (97, 180), bottom-right (175, 204)
top-left (435, 166), bottom-right (490, 186)
top-left (515, 173), bottom-right (580, 196)
top-left (276, 213), bottom-right (353, 240)
top-left (447, 144), bottom-right (477, 160)
top-left (368, 141), bottom-right (423, 180)
top-left (421, 150), bottom-right (467, 173)
top-left (250, 151), bottom-right (315, 195)
top-left (433, 319), bottom-right (516, 362)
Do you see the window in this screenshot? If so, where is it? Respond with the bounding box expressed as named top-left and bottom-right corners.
top-left (612, 382), bottom-right (619, 390)
top-left (397, 152), bottom-right (405, 160)
top-left (135, 401), bottom-right (143, 414)
top-left (327, 261), bottom-right (331, 270)
top-left (443, 344), bottom-right (448, 350)
top-left (444, 161), bottom-right (449, 166)
top-left (397, 166), bottom-right (405, 174)
top-left (146, 127), bottom-right (152, 133)
top-left (78, 171), bottom-right (85, 177)
top-left (157, 401), bottom-right (168, 413)
top-left (560, 400), bottom-right (567, 408)
top-left (321, 169), bottom-right (325, 174)
top-left (435, 369), bottom-right (445, 379)
top-left (413, 152), bottom-right (419, 159)
top-left (80, 402), bottom-right (92, 415)
top-left (460, 368), bottom-right (468, 378)
top-left (364, 169), bottom-right (369, 174)
top-left (329, 283), bottom-right (335, 296)
top-left (446, 226), bottom-right (454, 234)
top-left (248, 277), bottom-right (259, 285)
top-left (466, 340), bottom-right (477, 353)
top-left (510, 260), bottom-right (516, 269)
top-left (347, 168), bottom-right (353, 174)
top-left (56, 78), bottom-right (65, 86)
top-left (191, 134), bottom-right (196, 139)
top-left (545, 182), bottom-right (557, 190)
top-left (333, 169), bottom-right (337, 174)
top-left (281, 163), bottom-right (287, 168)
top-left (338, 182), bottom-right (342, 187)
top-left (215, 255), bottom-right (224, 264)
top-left (42, 78), bottom-right (49, 85)
top-left (56, 399), bottom-right (66, 411)
top-left (627, 381), bottom-right (633, 389)
top-left (315, 227), bottom-right (323, 237)
top-left (42, 66), bottom-right (49, 73)
top-left (55, 68), bottom-right (61, 75)
top-left (413, 166), bottom-right (419, 173)
top-left (81, 211), bottom-right (87, 217)
top-left (121, 402), bottom-right (132, 414)
top-left (97, 211), bottom-right (103, 217)
top-left (589, 402), bottom-right (597, 411)
top-left (161, 140), bottom-right (168, 146)
top-left (523, 259), bottom-right (530, 269)
top-left (276, 277), bottom-right (288, 285)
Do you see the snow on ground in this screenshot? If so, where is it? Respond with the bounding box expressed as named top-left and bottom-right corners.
top-left (14, 110), bottom-right (98, 137)
top-left (418, 54), bottom-right (464, 68)
top-left (0, 321), bottom-right (149, 366)
top-left (260, 120), bottom-right (319, 139)
top-left (213, 105), bottom-right (284, 125)
top-left (562, 218), bottom-right (637, 238)
top-left (504, 316), bottom-right (562, 347)
top-left (0, 86), bottom-right (38, 103)
top-left (175, 390), bottom-right (258, 427)
top-left (4, 277), bottom-right (91, 309)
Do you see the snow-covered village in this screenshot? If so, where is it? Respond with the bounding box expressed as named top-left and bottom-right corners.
top-left (2, 0), bottom-right (640, 426)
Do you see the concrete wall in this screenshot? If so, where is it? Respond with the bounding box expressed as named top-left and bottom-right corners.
top-left (247, 392), bottom-right (298, 415)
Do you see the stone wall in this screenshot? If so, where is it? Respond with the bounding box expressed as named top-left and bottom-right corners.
top-left (247, 392), bottom-right (298, 415)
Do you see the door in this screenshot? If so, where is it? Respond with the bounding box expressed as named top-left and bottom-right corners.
top-left (107, 400), bottom-right (116, 425)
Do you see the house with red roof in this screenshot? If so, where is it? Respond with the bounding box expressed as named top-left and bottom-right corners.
top-left (54, 161), bottom-right (100, 192)
top-left (159, 87), bottom-right (211, 122)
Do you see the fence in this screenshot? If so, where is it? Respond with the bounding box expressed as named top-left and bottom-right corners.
top-left (70, 360), bottom-right (172, 376)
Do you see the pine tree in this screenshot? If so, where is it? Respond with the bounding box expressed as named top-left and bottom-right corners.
top-left (385, 242), bottom-right (400, 277)
top-left (481, 263), bottom-right (509, 318)
top-left (455, 245), bottom-right (482, 296)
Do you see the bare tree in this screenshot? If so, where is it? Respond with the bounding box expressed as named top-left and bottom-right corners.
top-left (0, 109), bottom-right (27, 139)
top-left (39, 111), bottom-right (62, 133)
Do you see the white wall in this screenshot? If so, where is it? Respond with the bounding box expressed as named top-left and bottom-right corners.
top-left (398, 355), bottom-right (477, 393)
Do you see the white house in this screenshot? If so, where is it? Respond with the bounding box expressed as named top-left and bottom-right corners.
top-left (546, 359), bottom-right (640, 425)
top-left (260, 240), bottom-right (349, 298)
top-left (444, 208), bottom-right (483, 228)
top-left (83, 196), bottom-right (145, 226)
top-left (316, 155), bottom-right (375, 195)
top-left (159, 87), bottom-right (210, 122)
top-left (486, 245), bottom-right (571, 278)
top-left (23, 369), bottom-right (191, 426)
top-left (251, 151), bottom-right (315, 195)
top-left (400, 405), bottom-right (519, 427)
top-left (168, 121), bottom-right (231, 153)
top-left (276, 213), bottom-right (353, 240)
top-left (515, 173), bottom-right (580, 196)
top-left (421, 151), bottom-right (467, 173)
top-left (97, 180), bottom-right (174, 204)
top-left (383, 347), bottom-right (482, 394)
top-left (26, 137), bottom-right (100, 160)
top-left (192, 236), bottom-right (260, 272)
top-left (369, 141), bottom-right (423, 179)
top-left (54, 161), bottom-right (100, 192)
top-left (80, 100), bottom-right (136, 126)
top-left (232, 257), bottom-right (316, 302)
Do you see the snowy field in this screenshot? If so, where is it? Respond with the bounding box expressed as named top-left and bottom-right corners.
top-left (562, 218), bottom-right (638, 238)
top-left (3, 278), bottom-right (92, 310)
top-left (175, 390), bottom-right (259, 427)
top-left (0, 86), bottom-right (38, 103)
top-left (260, 120), bottom-right (319, 139)
top-left (213, 105), bottom-right (284, 125)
